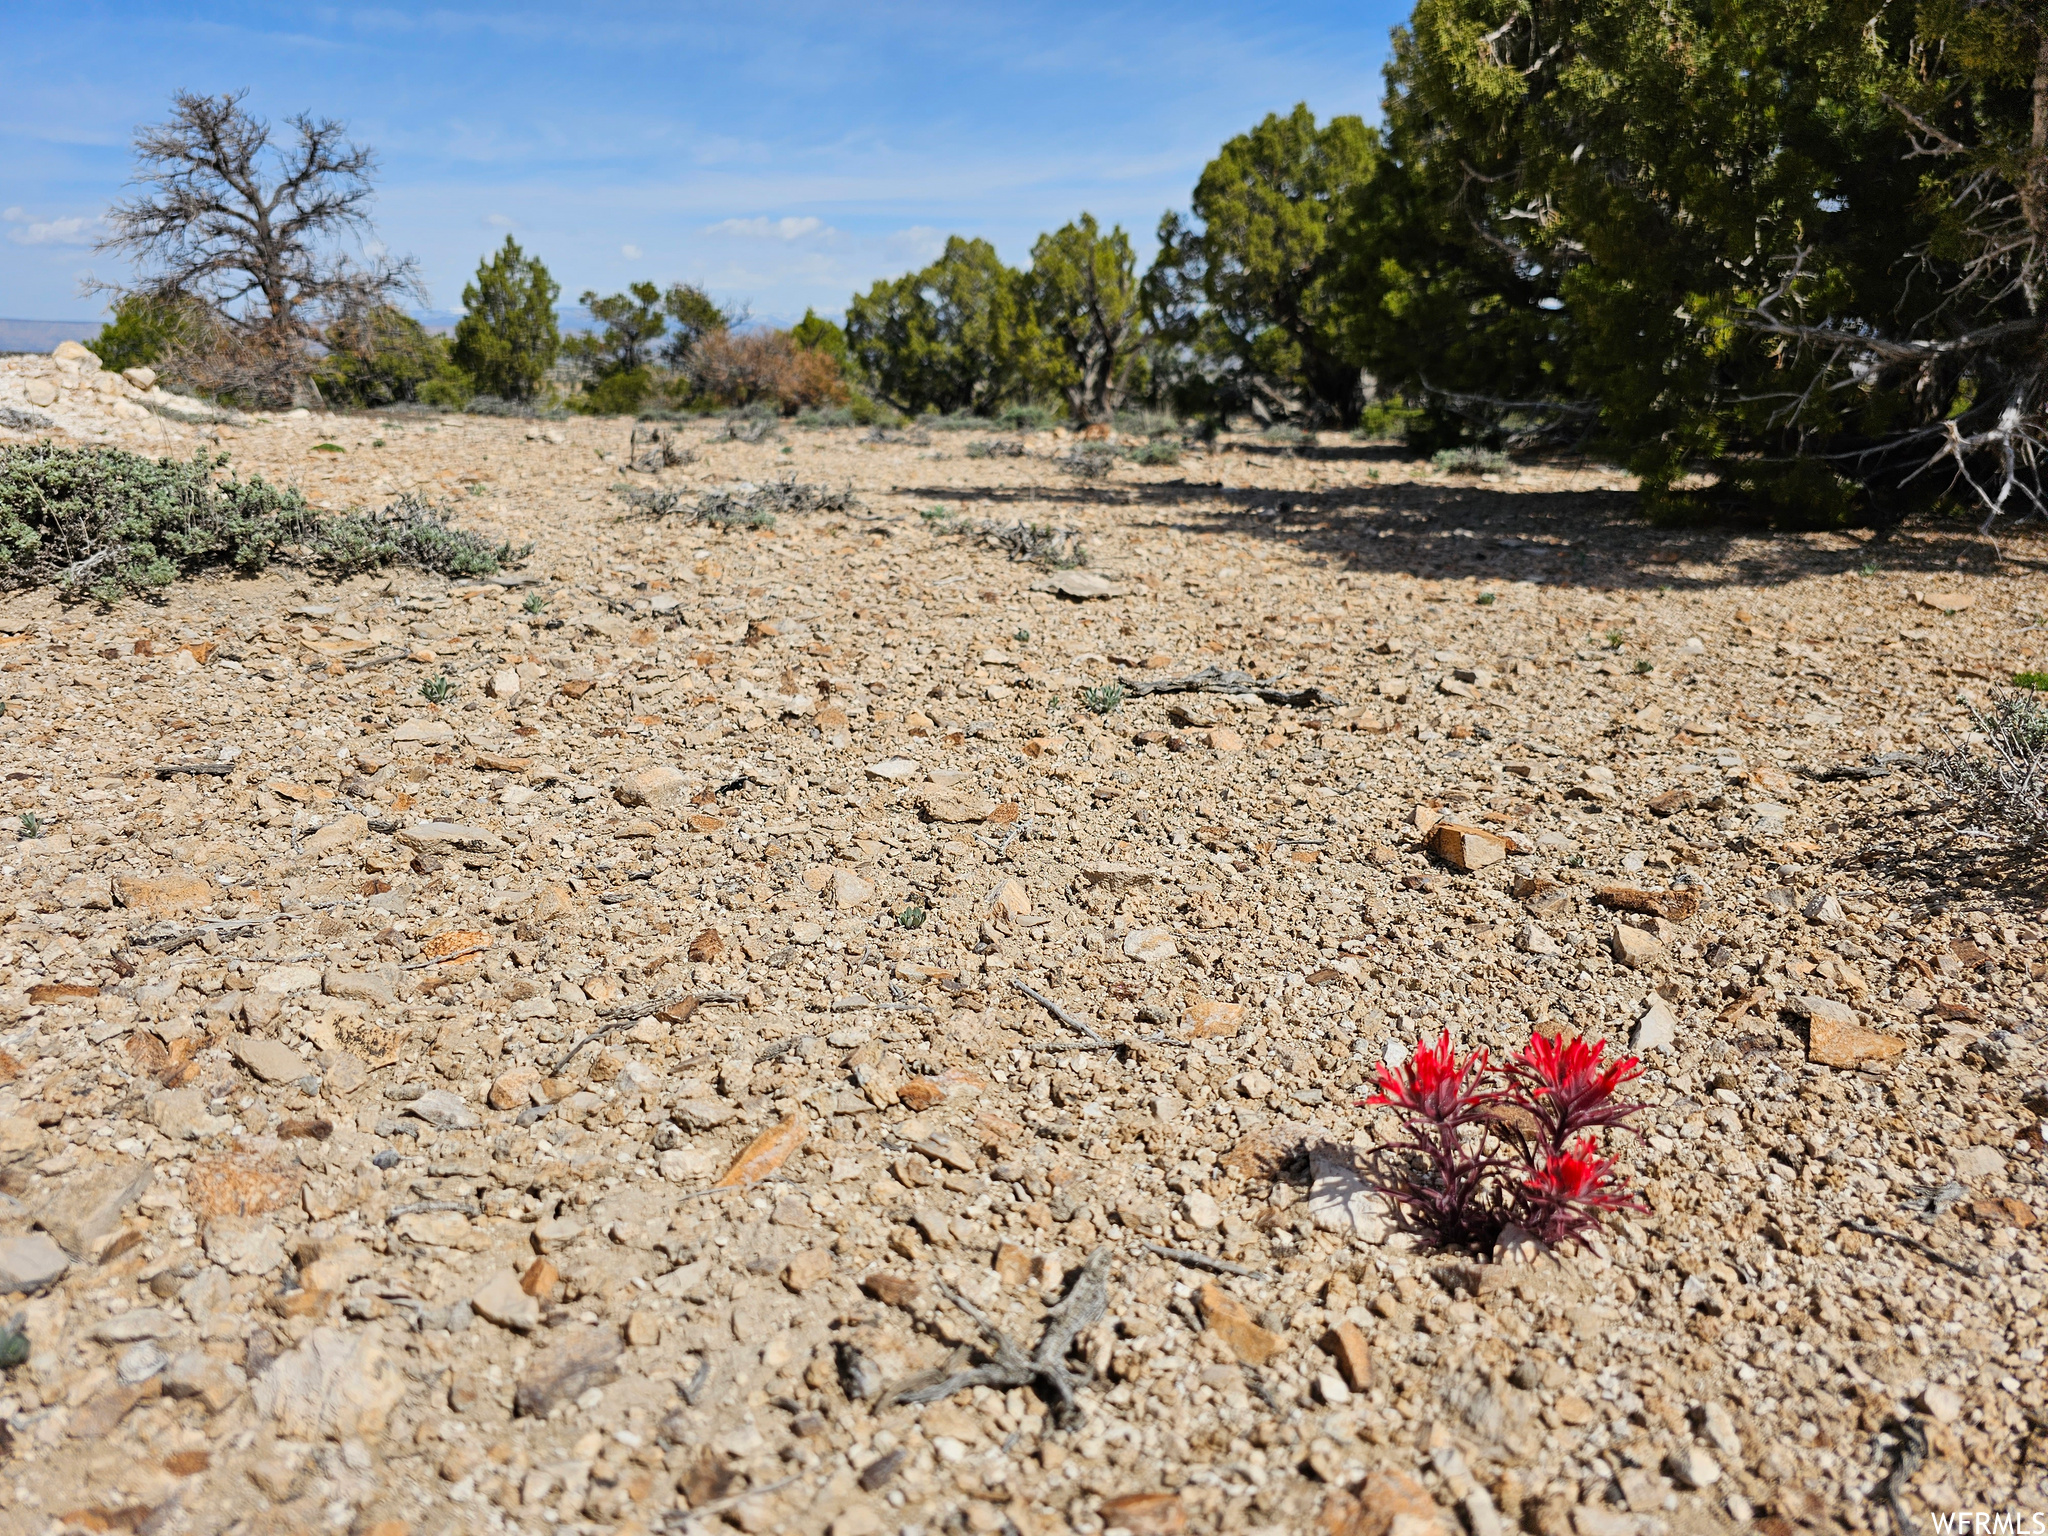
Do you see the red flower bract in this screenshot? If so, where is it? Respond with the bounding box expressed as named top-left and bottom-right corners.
top-left (1367, 1030), bottom-right (1493, 1127)
top-left (1525, 1137), bottom-right (1623, 1204)
top-left (1509, 1031), bottom-right (1644, 1147)
top-left (1362, 1029), bottom-right (1645, 1257)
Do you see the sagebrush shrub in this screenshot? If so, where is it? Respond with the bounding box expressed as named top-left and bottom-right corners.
top-left (1433, 446), bottom-right (1510, 475)
top-left (0, 445), bottom-right (526, 603)
top-left (1365, 1030), bottom-right (1644, 1255)
top-left (1926, 691), bottom-right (2048, 846)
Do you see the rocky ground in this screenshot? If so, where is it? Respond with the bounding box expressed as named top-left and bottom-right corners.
top-left (0, 357), bottom-right (2043, 1536)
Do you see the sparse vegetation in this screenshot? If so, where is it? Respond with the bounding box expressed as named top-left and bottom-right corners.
top-left (623, 478), bottom-right (861, 530)
top-left (0, 445), bottom-right (525, 604)
top-left (958, 520), bottom-right (1086, 567)
top-left (1128, 439), bottom-right (1180, 466)
top-left (1926, 691), bottom-right (2048, 846)
top-left (1081, 682), bottom-right (1126, 715)
top-left (419, 674), bottom-right (455, 704)
top-left (1057, 446), bottom-right (1119, 479)
top-left (1433, 446), bottom-right (1509, 476)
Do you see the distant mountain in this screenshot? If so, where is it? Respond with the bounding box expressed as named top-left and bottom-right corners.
top-left (0, 318), bottom-right (100, 354)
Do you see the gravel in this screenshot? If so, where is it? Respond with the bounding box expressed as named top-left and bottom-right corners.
top-left (0, 397), bottom-right (2039, 1533)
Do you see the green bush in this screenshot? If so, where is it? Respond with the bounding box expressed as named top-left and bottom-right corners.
top-left (451, 238), bottom-right (561, 402)
top-left (0, 444), bottom-right (526, 604)
top-left (793, 395), bottom-right (895, 429)
top-left (316, 307), bottom-right (467, 409)
top-left (86, 294), bottom-right (199, 375)
top-left (1128, 440), bottom-right (1181, 466)
top-left (996, 404), bottom-right (1058, 432)
top-left (576, 367), bottom-right (653, 416)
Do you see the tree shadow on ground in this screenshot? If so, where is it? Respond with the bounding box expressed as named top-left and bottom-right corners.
top-left (910, 473), bottom-right (2036, 593)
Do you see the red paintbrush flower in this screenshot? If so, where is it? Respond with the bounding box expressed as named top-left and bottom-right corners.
top-left (1508, 1031), bottom-right (1644, 1147)
top-left (1517, 1136), bottom-right (1645, 1247)
top-left (1367, 1030), bottom-right (1495, 1127)
top-left (1523, 1137), bottom-right (1624, 1204)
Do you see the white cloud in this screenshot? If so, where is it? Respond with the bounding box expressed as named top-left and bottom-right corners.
top-left (621, 243), bottom-right (643, 259)
top-left (885, 225), bottom-right (947, 263)
top-left (486, 213), bottom-right (514, 228)
top-left (707, 216), bottom-right (825, 242)
top-left (3, 210), bottom-right (102, 248)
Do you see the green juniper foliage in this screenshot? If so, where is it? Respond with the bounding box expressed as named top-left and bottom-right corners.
top-left (846, 238), bottom-right (1053, 417)
top-left (1144, 105), bottom-right (1380, 426)
top-left (452, 237), bottom-right (562, 403)
top-left (1358, 0), bottom-right (2048, 525)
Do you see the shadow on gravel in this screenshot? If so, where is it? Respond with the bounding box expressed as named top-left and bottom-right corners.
top-left (912, 473), bottom-right (2033, 595)
top-left (1852, 832), bottom-right (2048, 913)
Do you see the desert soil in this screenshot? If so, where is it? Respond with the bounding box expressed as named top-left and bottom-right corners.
top-left (0, 366), bottom-right (2042, 1536)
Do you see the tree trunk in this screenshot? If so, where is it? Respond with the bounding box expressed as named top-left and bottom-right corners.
top-left (2027, 26), bottom-right (2048, 239)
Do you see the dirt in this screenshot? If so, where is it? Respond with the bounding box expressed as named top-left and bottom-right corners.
top-left (0, 395), bottom-right (2041, 1536)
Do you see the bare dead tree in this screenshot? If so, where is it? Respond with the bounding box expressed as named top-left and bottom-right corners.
top-left (92, 91), bottom-right (419, 404)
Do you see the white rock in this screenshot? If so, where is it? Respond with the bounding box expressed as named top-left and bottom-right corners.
top-left (204, 1216), bottom-right (286, 1276)
top-left (1517, 921), bottom-right (1560, 956)
top-left (1183, 1190), bottom-right (1221, 1231)
top-left (1692, 1401), bottom-right (1742, 1456)
top-left (391, 718), bottom-right (456, 746)
top-left (408, 1089), bottom-right (479, 1131)
top-left (0, 1234), bottom-right (68, 1292)
top-left (1122, 927), bottom-right (1178, 962)
top-left (1802, 891), bottom-right (1843, 925)
top-left (472, 1268), bottom-right (541, 1332)
top-left (253, 1325), bottom-right (408, 1441)
top-left (1920, 1383), bottom-right (1964, 1423)
top-left (487, 667), bottom-right (520, 700)
top-left (865, 756), bottom-right (920, 782)
top-left (1664, 1445), bottom-right (1721, 1489)
top-left (1631, 994), bottom-right (1679, 1053)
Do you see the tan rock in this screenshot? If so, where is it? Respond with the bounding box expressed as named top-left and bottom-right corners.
top-left (472, 1268), bottom-right (541, 1332)
top-left (783, 1250), bottom-right (833, 1293)
top-left (611, 763), bottom-right (689, 807)
top-left (1122, 927), bottom-right (1178, 962)
top-left (990, 879), bottom-right (1031, 919)
top-left (1915, 590), bottom-right (1976, 613)
top-left (1098, 1493), bottom-right (1187, 1535)
top-left (301, 814), bottom-right (368, 857)
top-left (1426, 821), bottom-right (1507, 872)
top-left (489, 1065), bottom-right (543, 1110)
top-left (1608, 923), bottom-right (1667, 970)
top-left (1318, 1322), bottom-right (1372, 1392)
top-left (1205, 727), bottom-right (1244, 752)
top-left (1196, 1283), bottom-right (1284, 1366)
top-left (1595, 884), bottom-right (1700, 921)
top-left (1321, 1468), bottom-right (1443, 1536)
top-left (1794, 996), bottom-right (1909, 1067)
top-left (830, 869), bottom-right (875, 908)
top-left (1184, 993), bottom-right (1245, 1038)
top-left (111, 873), bottom-right (215, 916)
top-left (916, 789), bottom-right (997, 823)
top-left (253, 1325), bottom-right (408, 1441)
top-left (1079, 862), bottom-right (1156, 892)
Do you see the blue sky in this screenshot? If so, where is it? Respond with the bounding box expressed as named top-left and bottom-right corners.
top-left (0, 2), bottom-right (1402, 330)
